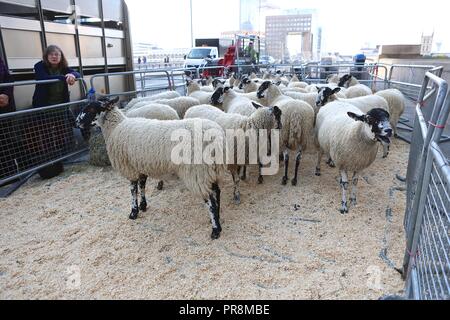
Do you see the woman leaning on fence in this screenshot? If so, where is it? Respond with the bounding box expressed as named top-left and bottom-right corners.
top-left (0, 57), bottom-right (17, 182)
top-left (29, 45), bottom-right (81, 179)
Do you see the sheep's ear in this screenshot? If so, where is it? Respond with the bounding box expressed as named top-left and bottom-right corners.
top-left (275, 81), bottom-right (282, 86)
top-left (332, 87), bottom-right (341, 94)
top-left (252, 102), bottom-right (264, 109)
top-left (272, 106), bottom-right (282, 117)
top-left (347, 112), bottom-right (365, 122)
top-left (316, 86), bottom-right (321, 91)
top-left (103, 96), bottom-right (119, 110)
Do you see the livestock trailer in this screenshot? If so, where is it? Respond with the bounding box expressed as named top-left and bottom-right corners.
top-left (0, 0), bottom-right (134, 110)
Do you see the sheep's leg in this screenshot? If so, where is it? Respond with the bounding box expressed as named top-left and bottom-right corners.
top-left (240, 166), bottom-right (247, 181)
top-left (326, 157), bottom-right (336, 168)
top-left (282, 149), bottom-right (289, 185)
top-left (231, 170), bottom-right (241, 205)
top-left (382, 143), bottom-right (390, 159)
top-left (350, 172), bottom-right (359, 206)
top-left (207, 182), bottom-right (222, 240)
top-left (291, 148), bottom-right (302, 186)
top-left (129, 181), bottom-right (139, 220)
top-left (340, 171), bottom-right (349, 214)
top-left (138, 175), bottom-right (147, 212)
top-left (258, 162), bottom-right (264, 184)
top-left (157, 180), bottom-right (164, 190)
top-left (315, 151), bottom-right (323, 177)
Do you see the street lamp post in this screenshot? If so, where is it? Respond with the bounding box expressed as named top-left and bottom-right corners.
top-left (190, 0), bottom-right (194, 47)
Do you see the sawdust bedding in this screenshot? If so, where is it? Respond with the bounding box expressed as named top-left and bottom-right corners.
top-left (0, 139), bottom-right (409, 299)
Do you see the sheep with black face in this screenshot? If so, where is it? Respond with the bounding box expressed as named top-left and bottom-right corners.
top-left (315, 101), bottom-right (392, 214)
top-left (257, 81), bottom-right (315, 186)
top-left (76, 97), bottom-right (227, 240)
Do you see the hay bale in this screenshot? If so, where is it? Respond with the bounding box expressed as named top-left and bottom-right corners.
top-left (89, 128), bottom-right (111, 167)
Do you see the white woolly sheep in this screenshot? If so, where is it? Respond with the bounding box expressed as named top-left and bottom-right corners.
top-left (211, 86), bottom-right (257, 117)
top-left (76, 97), bottom-right (226, 240)
top-left (282, 87), bottom-right (309, 94)
top-left (283, 92), bottom-right (320, 114)
top-left (345, 84), bottom-right (373, 99)
top-left (337, 74), bottom-right (360, 88)
top-left (375, 89), bottom-right (406, 137)
top-left (125, 91), bottom-right (181, 111)
top-left (257, 81), bottom-right (315, 186)
top-left (315, 101), bottom-right (392, 214)
top-left (316, 88), bottom-right (391, 158)
top-left (187, 79), bottom-right (215, 104)
top-left (326, 74), bottom-right (340, 85)
top-left (185, 103), bottom-right (282, 203)
top-left (239, 77), bottom-right (261, 93)
top-left (126, 103), bottom-right (180, 120)
top-left (152, 97), bottom-right (201, 118)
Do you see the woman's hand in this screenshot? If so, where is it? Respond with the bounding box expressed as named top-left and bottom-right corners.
top-left (0, 94), bottom-right (9, 108)
top-left (65, 73), bottom-right (76, 86)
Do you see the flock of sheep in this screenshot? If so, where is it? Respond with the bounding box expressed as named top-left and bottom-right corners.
top-left (76, 71), bottom-right (406, 240)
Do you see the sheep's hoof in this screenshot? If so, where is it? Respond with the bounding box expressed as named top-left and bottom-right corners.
top-left (240, 175), bottom-right (247, 181)
top-left (211, 228), bottom-right (221, 240)
top-left (139, 200), bottom-right (147, 212)
top-left (234, 193), bottom-right (241, 205)
top-left (291, 178), bottom-right (298, 186)
top-left (350, 198), bottom-right (357, 206)
top-left (258, 176), bottom-right (264, 184)
top-left (315, 169), bottom-right (321, 177)
top-left (157, 181), bottom-right (164, 191)
top-left (129, 209), bottom-right (139, 220)
top-left (326, 159), bottom-right (336, 168)
top-left (382, 154), bottom-right (389, 159)
top-left (340, 203), bottom-right (349, 214)
top-left (282, 177), bottom-right (288, 185)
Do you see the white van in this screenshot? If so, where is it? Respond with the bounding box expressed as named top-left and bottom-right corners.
top-left (184, 47), bottom-right (219, 69)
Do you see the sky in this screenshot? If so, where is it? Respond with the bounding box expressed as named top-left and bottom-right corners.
top-left (125, 0), bottom-right (449, 54)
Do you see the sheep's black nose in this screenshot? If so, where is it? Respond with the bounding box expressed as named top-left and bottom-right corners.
top-left (385, 129), bottom-right (393, 137)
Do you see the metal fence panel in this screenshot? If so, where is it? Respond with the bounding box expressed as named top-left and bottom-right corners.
top-left (403, 68), bottom-right (450, 300)
top-left (0, 101), bottom-right (88, 186)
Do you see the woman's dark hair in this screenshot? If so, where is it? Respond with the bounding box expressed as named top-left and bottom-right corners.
top-left (43, 45), bottom-right (68, 70)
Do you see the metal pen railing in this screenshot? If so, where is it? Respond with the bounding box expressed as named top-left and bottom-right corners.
top-left (401, 69), bottom-right (450, 299)
top-left (0, 78), bottom-right (89, 188)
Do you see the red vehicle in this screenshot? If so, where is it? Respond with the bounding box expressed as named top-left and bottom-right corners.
top-left (201, 35), bottom-right (261, 79)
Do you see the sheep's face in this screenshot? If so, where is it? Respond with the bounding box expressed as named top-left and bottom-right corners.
top-left (316, 87), bottom-right (341, 107)
top-left (348, 108), bottom-right (392, 144)
top-left (76, 97), bottom-right (120, 129)
top-left (338, 74), bottom-right (353, 88)
top-left (212, 78), bottom-right (225, 89)
top-left (210, 87), bottom-right (225, 105)
top-left (239, 77), bottom-right (251, 90)
top-left (252, 102), bottom-right (283, 130)
top-left (257, 81), bottom-right (272, 99)
top-left (326, 74), bottom-right (338, 84)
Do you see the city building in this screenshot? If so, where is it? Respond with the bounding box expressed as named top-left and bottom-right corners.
top-left (265, 14), bottom-right (313, 62)
top-left (421, 33), bottom-right (434, 56)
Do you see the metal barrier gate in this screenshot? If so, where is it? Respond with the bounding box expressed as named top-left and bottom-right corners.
top-left (402, 69), bottom-right (450, 299)
top-left (0, 79), bottom-right (88, 189)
